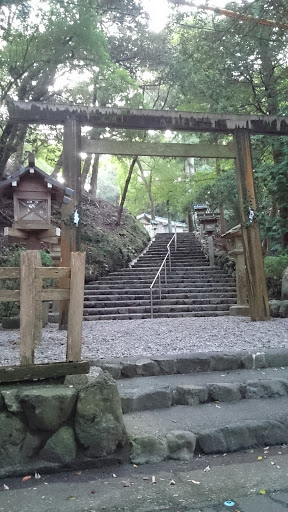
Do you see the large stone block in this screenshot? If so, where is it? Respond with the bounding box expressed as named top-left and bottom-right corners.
top-left (282, 267), bottom-right (288, 300)
top-left (167, 431), bottom-right (197, 461)
top-left (135, 358), bottom-right (161, 377)
top-left (130, 435), bottom-right (168, 464)
top-left (198, 420), bottom-right (288, 454)
top-left (279, 301), bottom-right (288, 318)
top-left (208, 383), bottom-right (242, 402)
top-left (210, 354), bottom-right (242, 371)
top-left (121, 386), bottom-right (172, 413)
top-left (19, 386), bottom-right (77, 431)
top-left (2, 389), bottom-right (22, 413)
top-left (173, 385), bottom-right (208, 406)
top-left (21, 431), bottom-right (43, 458)
top-left (40, 426), bottom-right (76, 464)
top-left (75, 370), bottom-right (128, 457)
top-left (245, 379), bottom-right (288, 399)
top-left (176, 354), bottom-right (211, 374)
top-left (0, 412), bottom-right (26, 468)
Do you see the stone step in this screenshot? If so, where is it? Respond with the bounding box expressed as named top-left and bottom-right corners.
top-left (94, 279), bottom-right (235, 289)
top-left (106, 266), bottom-right (220, 276)
top-left (83, 297), bottom-right (237, 309)
top-left (83, 310), bottom-right (230, 320)
top-left (84, 285), bottom-right (236, 297)
top-left (133, 261), bottom-right (208, 267)
top-left (124, 398), bottom-right (288, 460)
top-left (85, 280), bottom-right (235, 292)
top-left (117, 367), bottom-right (288, 413)
top-left (98, 270), bottom-right (234, 282)
top-left (90, 350), bottom-right (288, 459)
top-left (83, 303), bottom-right (231, 316)
top-left (84, 291), bottom-right (237, 302)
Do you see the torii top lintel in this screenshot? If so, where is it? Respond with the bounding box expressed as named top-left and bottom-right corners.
top-left (7, 99), bottom-right (288, 135)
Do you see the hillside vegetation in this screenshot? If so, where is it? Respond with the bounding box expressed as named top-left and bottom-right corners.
top-left (0, 193), bottom-right (150, 282)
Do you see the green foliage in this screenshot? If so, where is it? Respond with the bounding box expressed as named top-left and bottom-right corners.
top-left (265, 255), bottom-right (288, 280)
top-left (264, 255), bottom-right (288, 299)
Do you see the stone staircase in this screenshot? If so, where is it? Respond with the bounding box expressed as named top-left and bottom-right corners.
top-left (92, 350), bottom-right (288, 461)
top-left (83, 232), bottom-right (237, 321)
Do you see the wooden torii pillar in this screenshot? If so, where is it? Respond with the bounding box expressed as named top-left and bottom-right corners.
top-left (234, 128), bottom-right (270, 321)
top-left (59, 118), bottom-right (81, 329)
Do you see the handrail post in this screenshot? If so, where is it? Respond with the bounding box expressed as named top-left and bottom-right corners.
top-left (159, 274), bottom-right (162, 300)
top-left (150, 288), bottom-right (153, 318)
top-left (175, 232), bottom-right (177, 251)
top-left (169, 247), bottom-right (171, 271)
top-left (164, 259), bottom-right (167, 284)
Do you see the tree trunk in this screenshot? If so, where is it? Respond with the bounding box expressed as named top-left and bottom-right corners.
top-left (81, 154), bottom-right (92, 190)
top-left (187, 211), bottom-right (194, 232)
top-left (0, 121), bottom-right (18, 177)
top-left (90, 154), bottom-right (99, 197)
top-left (167, 200), bottom-right (172, 233)
top-left (12, 124), bottom-right (27, 173)
top-left (51, 151), bottom-right (63, 178)
top-left (137, 159), bottom-right (155, 219)
top-left (116, 156), bottom-right (138, 226)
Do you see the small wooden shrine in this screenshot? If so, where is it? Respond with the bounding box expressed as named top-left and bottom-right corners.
top-left (0, 154), bottom-right (72, 257)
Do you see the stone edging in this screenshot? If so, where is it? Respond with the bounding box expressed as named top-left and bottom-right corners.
top-left (91, 348), bottom-right (288, 380)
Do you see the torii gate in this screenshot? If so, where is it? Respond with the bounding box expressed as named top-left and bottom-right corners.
top-left (7, 99), bottom-right (288, 323)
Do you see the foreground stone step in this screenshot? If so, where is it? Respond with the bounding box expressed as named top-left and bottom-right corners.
top-left (125, 397), bottom-right (288, 461)
top-left (117, 368), bottom-right (288, 413)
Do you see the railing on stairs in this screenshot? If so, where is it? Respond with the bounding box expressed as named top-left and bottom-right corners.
top-left (150, 234), bottom-right (177, 319)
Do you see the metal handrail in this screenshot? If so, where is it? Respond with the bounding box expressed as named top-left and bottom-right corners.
top-left (150, 233), bottom-right (177, 318)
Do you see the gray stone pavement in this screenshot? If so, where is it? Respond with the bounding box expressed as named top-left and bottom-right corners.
top-left (1, 446), bottom-right (288, 511)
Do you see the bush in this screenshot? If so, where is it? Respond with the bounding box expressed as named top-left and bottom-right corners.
top-left (264, 255), bottom-right (288, 299)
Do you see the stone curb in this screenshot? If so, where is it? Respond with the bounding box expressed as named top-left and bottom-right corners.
top-left (128, 417), bottom-right (288, 464)
top-left (91, 348), bottom-right (288, 380)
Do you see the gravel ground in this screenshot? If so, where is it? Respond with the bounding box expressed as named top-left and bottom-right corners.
top-left (1, 316), bottom-right (288, 366)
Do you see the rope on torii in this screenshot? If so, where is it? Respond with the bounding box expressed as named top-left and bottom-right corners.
top-left (168, 0), bottom-right (288, 31)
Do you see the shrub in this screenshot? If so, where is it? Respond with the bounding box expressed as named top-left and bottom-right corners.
top-left (264, 255), bottom-right (288, 299)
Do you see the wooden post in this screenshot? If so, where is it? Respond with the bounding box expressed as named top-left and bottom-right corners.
top-left (234, 129), bottom-right (270, 321)
top-left (20, 251), bottom-right (41, 365)
top-left (67, 252), bottom-right (86, 362)
top-left (34, 254), bottom-right (43, 343)
top-left (59, 118), bottom-right (81, 329)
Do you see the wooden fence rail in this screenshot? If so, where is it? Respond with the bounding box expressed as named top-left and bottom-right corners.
top-left (0, 250), bottom-right (86, 374)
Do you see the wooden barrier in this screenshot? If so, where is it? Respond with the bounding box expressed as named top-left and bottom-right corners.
top-left (0, 250), bottom-right (88, 381)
